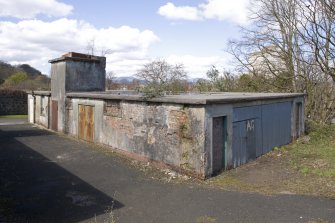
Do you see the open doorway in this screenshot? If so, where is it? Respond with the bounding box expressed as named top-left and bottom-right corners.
top-left (295, 102), bottom-right (303, 138)
top-left (212, 116), bottom-right (228, 175)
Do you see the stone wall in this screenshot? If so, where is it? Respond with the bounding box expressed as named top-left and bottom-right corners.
top-left (0, 89), bottom-right (27, 115)
top-left (66, 98), bottom-right (207, 178)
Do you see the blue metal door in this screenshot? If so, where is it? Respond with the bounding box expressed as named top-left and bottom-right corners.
top-left (246, 119), bottom-right (256, 161)
top-left (232, 119), bottom-right (257, 167)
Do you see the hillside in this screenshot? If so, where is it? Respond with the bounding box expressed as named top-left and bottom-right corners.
top-left (0, 61), bottom-right (50, 90)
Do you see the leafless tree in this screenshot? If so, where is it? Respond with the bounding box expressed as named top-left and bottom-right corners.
top-left (298, 0), bottom-right (335, 82)
top-left (136, 59), bottom-right (188, 97)
top-left (229, 0), bottom-right (304, 92)
top-left (228, 0), bottom-right (335, 122)
top-left (106, 71), bottom-right (116, 90)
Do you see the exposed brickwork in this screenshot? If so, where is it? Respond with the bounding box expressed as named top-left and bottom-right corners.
top-left (104, 100), bottom-right (121, 117)
top-left (99, 100), bottom-right (205, 175)
top-left (0, 89), bottom-right (27, 115)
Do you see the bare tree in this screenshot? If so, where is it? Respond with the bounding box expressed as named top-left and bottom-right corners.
top-left (106, 71), bottom-right (116, 90)
top-left (228, 0), bottom-right (335, 122)
top-left (229, 0), bottom-right (303, 92)
top-left (299, 0), bottom-right (335, 82)
top-left (136, 59), bottom-right (188, 97)
top-left (296, 0), bottom-right (335, 122)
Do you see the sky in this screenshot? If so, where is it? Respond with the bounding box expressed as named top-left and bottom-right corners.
top-left (0, 0), bottom-right (251, 78)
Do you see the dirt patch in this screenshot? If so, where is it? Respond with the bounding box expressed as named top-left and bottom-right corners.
top-left (206, 148), bottom-right (335, 199)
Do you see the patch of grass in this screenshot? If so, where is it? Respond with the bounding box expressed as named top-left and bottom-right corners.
top-left (285, 124), bottom-right (335, 178)
top-left (0, 115), bottom-right (28, 119)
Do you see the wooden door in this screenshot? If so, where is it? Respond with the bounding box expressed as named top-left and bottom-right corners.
top-left (51, 100), bottom-right (58, 131)
top-left (78, 104), bottom-right (94, 142)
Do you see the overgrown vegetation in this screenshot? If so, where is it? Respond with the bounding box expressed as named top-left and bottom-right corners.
top-left (0, 61), bottom-right (50, 91)
top-left (287, 123), bottom-right (335, 177)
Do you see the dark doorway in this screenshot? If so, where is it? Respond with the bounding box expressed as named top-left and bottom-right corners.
top-left (212, 116), bottom-right (227, 175)
top-left (295, 102), bottom-right (302, 138)
top-left (51, 100), bottom-right (58, 131)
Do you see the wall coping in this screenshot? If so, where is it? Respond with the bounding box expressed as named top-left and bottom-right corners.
top-left (29, 91), bottom-right (51, 96)
top-left (65, 92), bottom-right (305, 105)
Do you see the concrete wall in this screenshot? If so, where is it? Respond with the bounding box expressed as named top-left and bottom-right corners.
top-left (65, 60), bottom-right (105, 92)
top-left (0, 90), bottom-right (27, 115)
top-left (66, 98), bottom-right (207, 177)
top-left (34, 95), bottom-right (50, 128)
top-left (51, 61), bottom-right (66, 132)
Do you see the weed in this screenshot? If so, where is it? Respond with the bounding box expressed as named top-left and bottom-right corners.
top-left (91, 192), bottom-right (119, 223)
top-left (196, 215), bottom-right (217, 223)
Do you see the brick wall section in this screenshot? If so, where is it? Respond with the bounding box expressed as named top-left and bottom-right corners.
top-left (0, 89), bottom-right (27, 115)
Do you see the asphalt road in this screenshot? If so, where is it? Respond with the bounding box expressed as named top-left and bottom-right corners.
top-left (0, 121), bottom-right (334, 223)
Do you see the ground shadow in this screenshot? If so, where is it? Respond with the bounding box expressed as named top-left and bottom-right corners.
top-left (0, 125), bottom-right (123, 223)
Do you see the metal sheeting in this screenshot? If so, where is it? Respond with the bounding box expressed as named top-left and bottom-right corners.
top-left (262, 102), bottom-right (292, 153)
top-left (232, 102), bottom-right (292, 168)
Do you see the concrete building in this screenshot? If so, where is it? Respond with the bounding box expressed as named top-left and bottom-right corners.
top-left (28, 52), bottom-right (305, 178)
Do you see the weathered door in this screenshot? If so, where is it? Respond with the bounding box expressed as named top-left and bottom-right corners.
top-left (51, 100), bottom-right (58, 131)
top-left (232, 119), bottom-right (257, 167)
top-left (78, 104), bottom-right (94, 142)
top-left (212, 116), bottom-right (227, 174)
top-left (246, 119), bottom-right (256, 162)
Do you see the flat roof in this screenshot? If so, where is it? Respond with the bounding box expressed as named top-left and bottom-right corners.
top-left (49, 52), bottom-right (104, 64)
top-left (65, 92), bottom-right (305, 105)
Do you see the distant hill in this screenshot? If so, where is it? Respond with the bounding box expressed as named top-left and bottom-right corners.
top-left (18, 64), bottom-right (42, 76)
top-left (113, 76), bottom-right (204, 84)
top-left (0, 61), bottom-right (50, 90)
top-left (113, 76), bottom-right (149, 84)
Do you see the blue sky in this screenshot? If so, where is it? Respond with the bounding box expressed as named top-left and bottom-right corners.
top-left (0, 0), bottom-right (250, 78)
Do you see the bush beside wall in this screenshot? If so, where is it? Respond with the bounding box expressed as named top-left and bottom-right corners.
top-left (0, 89), bottom-right (27, 115)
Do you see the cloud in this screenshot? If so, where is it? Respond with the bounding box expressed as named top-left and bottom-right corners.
top-left (158, 0), bottom-right (250, 25)
top-left (166, 55), bottom-right (230, 78)
top-left (158, 2), bottom-right (201, 21)
top-left (0, 0), bottom-right (73, 19)
top-left (0, 18), bottom-right (159, 75)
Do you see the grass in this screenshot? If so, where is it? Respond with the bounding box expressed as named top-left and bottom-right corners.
top-left (0, 115), bottom-right (28, 119)
top-left (286, 123), bottom-right (335, 178)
